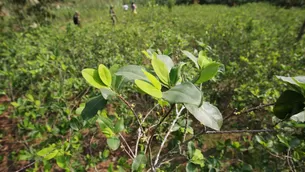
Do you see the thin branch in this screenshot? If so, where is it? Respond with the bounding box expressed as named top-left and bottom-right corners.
top-left (147, 104), bottom-right (175, 171)
top-left (224, 103), bottom-right (274, 120)
top-left (183, 111), bottom-right (189, 142)
top-left (135, 128), bottom-right (142, 156)
top-left (15, 161), bottom-right (36, 172)
top-left (118, 94), bottom-right (145, 135)
top-left (154, 105), bottom-right (185, 166)
top-left (141, 104), bottom-right (159, 124)
top-left (119, 133), bottom-right (135, 158)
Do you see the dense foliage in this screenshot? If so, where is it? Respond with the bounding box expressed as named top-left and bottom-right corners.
top-left (1, 2), bottom-right (305, 171)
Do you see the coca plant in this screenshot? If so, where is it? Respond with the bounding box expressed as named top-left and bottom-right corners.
top-left (79, 50), bottom-right (223, 171)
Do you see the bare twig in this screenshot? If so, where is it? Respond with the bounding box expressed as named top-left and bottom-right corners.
top-left (15, 161), bottom-right (36, 172)
top-left (135, 128), bottom-right (142, 156)
top-left (224, 103), bottom-right (274, 120)
top-left (147, 104), bottom-right (175, 171)
top-left (119, 133), bottom-right (135, 158)
top-left (183, 111), bottom-right (189, 142)
top-left (141, 104), bottom-right (159, 124)
top-left (118, 94), bottom-right (145, 135)
top-left (154, 105), bottom-right (185, 166)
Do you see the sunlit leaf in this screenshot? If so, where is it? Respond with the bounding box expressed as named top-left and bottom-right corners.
top-left (142, 69), bottom-right (161, 90)
top-left (152, 55), bottom-right (169, 85)
top-left (290, 110), bottom-right (305, 122)
top-left (82, 68), bottom-right (105, 88)
top-left (116, 65), bottom-right (148, 82)
top-left (185, 102), bottom-right (223, 131)
top-left (157, 55), bottom-right (174, 71)
top-left (196, 62), bottom-right (220, 84)
top-left (135, 79), bottom-right (162, 98)
top-left (98, 64), bottom-right (112, 87)
top-left (197, 51), bottom-right (211, 68)
top-left (107, 137), bottom-right (120, 150)
top-left (163, 82), bottom-right (201, 106)
top-left (182, 50), bottom-right (199, 69)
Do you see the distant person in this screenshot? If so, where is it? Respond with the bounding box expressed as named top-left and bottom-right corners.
top-left (123, 4), bottom-right (128, 11)
top-left (109, 5), bottom-right (118, 25)
top-left (131, 2), bottom-right (137, 14)
top-left (73, 11), bottom-right (80, 26)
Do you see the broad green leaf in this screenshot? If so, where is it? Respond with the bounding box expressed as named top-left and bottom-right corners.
top-left (142, 69), bottom-right (161, 90)
top-left (196, 62), bottom-right (220, 84)
top-left (185, 102), bottom-right (223, 131)
top-left (98, 64), bottom-right (112, 87)
top-left (187, 141), bottom-right (195, 159)
top-left (132, 154), bottom-right (147, 172)
top-left (97, 116), bottom-right (115, 130)
top-left (198, 51), bottom-right (211, 68)
top-left (82, 68), bottom-right (105, 89)
top-left (112, 75), bottom-right (126, 92)
top-left (100, 88), bottom-right (116, 99)
top-left (157, 55), bottom-right (174, 71)
top-left (116, 65), bottom-right (149, 82)
top-left (81, 95), bottom-right (107, 120)
top-left (277, 76), bottom-right (305, 87)
top-left (107, 137), bottom-right (120, 150)
top-left (169, 62), bottom-right (186, 86)
top-left (182, 50), bottom-right (199, 69)
top-left (114, 118), bottom-right (124, 133)
top-left (290, 110), bottom-right (305, 122)
top-left (135, 79), bottom-right (162, 98)
top-left (37, 145), bottom-right (59, 160)
top-left (186, 162), bottom-right (198, 172)
top-left (152, 55), bottom-right (169, 85)
top-left (190, 149), bottom-right (204, 167)
top-left (162, 82), bottom-right (202, 106)
top-left (56, 156), bottom-right (68, 169)
top-left (273, 90), bottom-right (305, 120)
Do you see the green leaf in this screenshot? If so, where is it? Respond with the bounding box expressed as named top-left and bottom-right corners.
top-left (100, 88), bottom-right (116, 100)
top-left (98, 64), bottom-right (112, 87)
top-left (152, 55), bottom-right (169, 85)
top-left (196, 62), bottom-right (220, 84)
top-left (142, 69), bottom-right (161, 90)
top-left (157, 55), bottom-right (174, 71)
top-left (182, 50), bottom-right (199, 69)
top-left (290, 110), bottom-right (305, 122)
top-left (135, 79), bottom-right (162, 98)
top-left (97, 116), bottom-right (115, 130)
top-left (132, 154), bottom-right (147, 172)
top-left (187, 141), bottom-right (195, 159)
top-left (112, 75), bottom-right (126, 92)
top-left (186, 162), bottom-right (198, 172)
top-left (197, 51), bottom-right (211, 68)
top-left (273, 90), bottom-right (305, 119)
top-left (169, 62), bottom-right (186, 86)
top-left (114, 118), bottom-right (124, 133)
top-left (162, 82), bottom-right (202, 106)
top-left (56, 156), bottom-right (68, 169)
top-left (185, 102), bottom-right (223, 131)
top-left (190, 149), bottom-right (204, 167)
top-left (81, 95), bottom-right (107, 120)
top-left (116, 65), bottom-right (148, 82)
top-left (107, 137), bottom-right (120, 150)
top-left (277, 76), bottom-right (305, 88)
top-left (82, 68), bottom-right (105, 89)
top-left (37, 145), bottom-right (58, 160)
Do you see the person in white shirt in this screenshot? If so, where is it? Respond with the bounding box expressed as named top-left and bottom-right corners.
top-left (123, 4), bottom-right (128, 11)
